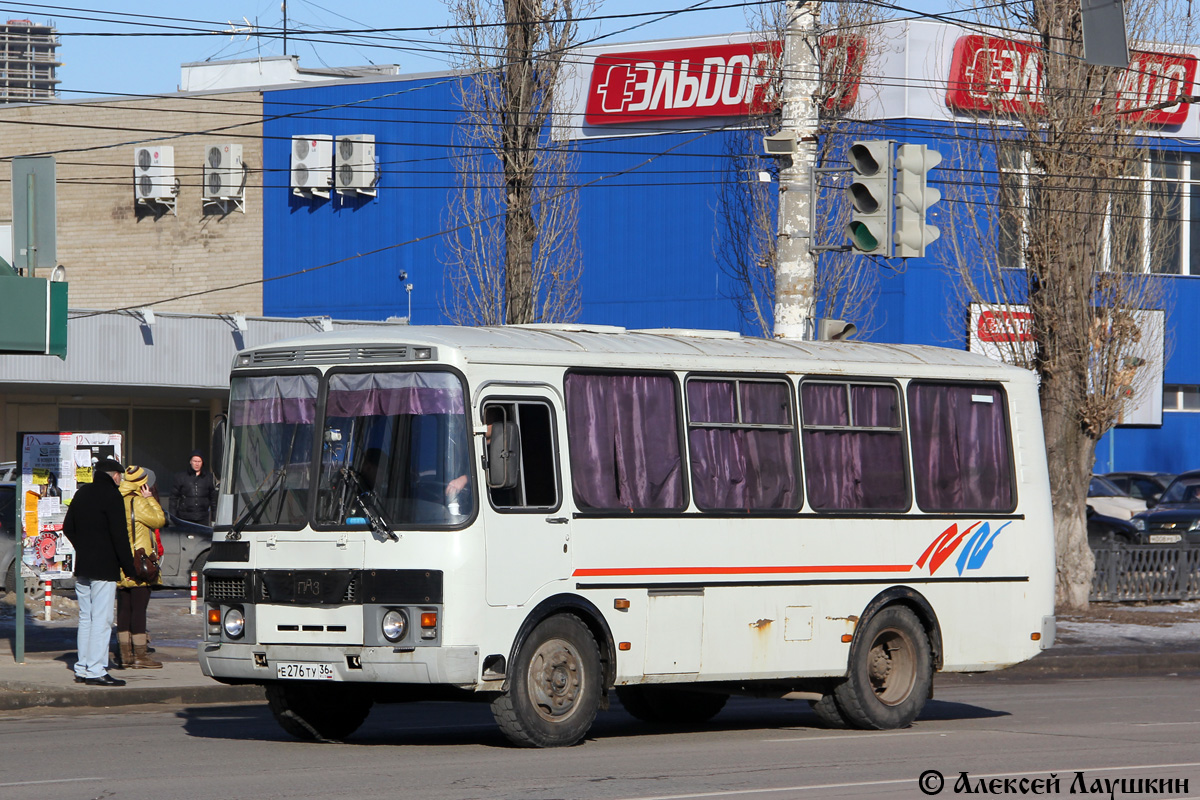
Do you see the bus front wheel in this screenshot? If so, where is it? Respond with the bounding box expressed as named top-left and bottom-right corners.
top-left (492, 615), bottom-right (602, 748)
top-left (833, 605), bottom-right (932, 730)
top-left (265, 682), bottom-right (373, 742)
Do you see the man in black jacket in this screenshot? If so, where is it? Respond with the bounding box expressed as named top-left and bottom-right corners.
top-left (63, 459), bottom-right (138, 687)
top-left (171, 449), bottom-right (217, 525)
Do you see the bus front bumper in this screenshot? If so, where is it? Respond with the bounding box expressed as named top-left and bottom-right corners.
top-left (198, 642), bottom-right (480, 687)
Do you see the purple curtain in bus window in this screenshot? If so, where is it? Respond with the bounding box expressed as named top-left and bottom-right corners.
top-left (326, 372), bottom-right (465, 417)
top-left (801, 383), bottom-right (906, 510)
top-left (230, 374), bottom-right (317, 426)
top-left (566, 373), bottom-right (683, 510)
top-left (908, 384), bottom-right (1013, 511)
top-left (687, 380), bottom-right (797, 510)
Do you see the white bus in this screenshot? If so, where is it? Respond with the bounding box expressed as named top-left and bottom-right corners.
top-left (199, 325), bottom-right (1055, 747)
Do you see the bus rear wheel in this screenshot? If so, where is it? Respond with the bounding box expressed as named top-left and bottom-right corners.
top-left (265, 682), bottom-right (373, 742)
top-left (833, 606), bottom-right (932, 730)
top-left (616, 686), bottom-right (728, 725)
top-left (491, 615), bottom-right (602, 748)
top-left (808, 693), bottom-right (850, 729)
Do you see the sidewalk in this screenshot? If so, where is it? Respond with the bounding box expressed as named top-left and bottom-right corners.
top-left (1, 592), bottom-right (1199, 712)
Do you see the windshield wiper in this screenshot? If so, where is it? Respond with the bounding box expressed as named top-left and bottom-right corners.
top-left (229, 467), bottom-right (285, 537)
top-left (343, 467), bottom-right (397, 541)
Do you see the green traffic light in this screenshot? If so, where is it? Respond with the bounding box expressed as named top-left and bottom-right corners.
top-left (847, 221), bottom-right (879, 252)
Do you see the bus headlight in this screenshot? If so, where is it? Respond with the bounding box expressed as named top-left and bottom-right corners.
top-left (382, 609), bottom-right (408, 643)
top-left (223, 607), bottom-right (245, 639)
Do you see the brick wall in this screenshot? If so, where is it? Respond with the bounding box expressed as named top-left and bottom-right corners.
top-left (0, 92), bottom-right (263, 314)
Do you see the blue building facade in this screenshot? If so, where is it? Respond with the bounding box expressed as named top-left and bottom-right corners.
top-left (260, 24), bottom-right (1200, 475)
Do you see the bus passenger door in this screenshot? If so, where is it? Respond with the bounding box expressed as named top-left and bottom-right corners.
top-left (480, 392), bottom-right (570, 606)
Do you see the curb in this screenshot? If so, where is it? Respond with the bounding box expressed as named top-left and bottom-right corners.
top-left (0, 680), bottom-right (263, 711)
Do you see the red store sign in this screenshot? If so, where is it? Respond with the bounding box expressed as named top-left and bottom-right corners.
top-left (976, 309), bottom-right (1034, 343)
top-left (585, 37), bottom-right (863, 126)
top-left (946, 34), bottom-right (1197, 125)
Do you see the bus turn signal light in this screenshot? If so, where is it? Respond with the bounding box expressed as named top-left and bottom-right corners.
top-left (619, 642), bottom-right (631, 651)
top-left (421, 612), bottom-right (438, 628)
top-left (841, 634), bottom-right (853, 643)
top-left (1031, 632), bottom-right (1041, 641)
top-left (614, 598), bottom-right (630, 610)
top-left (208, 608), bottom-right (221, 625)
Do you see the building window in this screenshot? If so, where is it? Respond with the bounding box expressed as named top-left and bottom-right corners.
top-left (1162, 384), bottom-right (1200, 411)
top-left (999, 146), bottom-right (1200, 275)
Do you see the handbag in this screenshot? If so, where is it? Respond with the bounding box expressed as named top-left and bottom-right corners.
top-left (129, 498), bottom-right (161, 584)
top-left (133, 546), bottom-right (160, 584)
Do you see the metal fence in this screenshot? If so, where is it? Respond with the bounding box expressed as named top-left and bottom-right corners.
top-left (1090, 541), bottom-right (1200, 602)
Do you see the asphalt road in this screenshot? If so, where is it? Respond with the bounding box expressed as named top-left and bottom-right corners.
top-left (1, 673), bottom-right (1198, 800)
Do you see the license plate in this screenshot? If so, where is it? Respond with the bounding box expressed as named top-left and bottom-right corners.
top-left (276, 662), bottom-right (335, 680)
top-left (1149, 533), bottom-right (1182, 543)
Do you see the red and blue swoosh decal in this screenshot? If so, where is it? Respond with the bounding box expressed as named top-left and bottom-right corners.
top-left (571, 520), bottom-right (1012, 579)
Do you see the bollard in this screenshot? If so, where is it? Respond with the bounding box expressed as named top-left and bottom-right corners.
top-left (190, 571), bottom-right (198, 615)
top-left (43, 580), bottom-right (52, 621)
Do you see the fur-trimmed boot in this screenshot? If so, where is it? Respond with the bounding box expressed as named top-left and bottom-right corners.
top-left (114, 631), bottom-right (133, 670)
top-left (131, 633), bottom-right (163, 669)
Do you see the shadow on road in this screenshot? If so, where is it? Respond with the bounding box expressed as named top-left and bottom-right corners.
top-left (175, 694), bottom-right (1009, 748)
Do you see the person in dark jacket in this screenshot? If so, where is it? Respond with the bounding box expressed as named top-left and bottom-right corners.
top-left (171, 449), bottom-right (218, 525)
top-left (63, 458), bottom-right (138, 687)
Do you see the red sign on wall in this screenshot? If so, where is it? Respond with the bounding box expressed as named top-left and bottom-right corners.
top-left (946, 34), bottom-right (1197, 126)
top-left (975, 308), bottom-right (1034, 343)
top-left (584, 38), bottom-right (863, 126)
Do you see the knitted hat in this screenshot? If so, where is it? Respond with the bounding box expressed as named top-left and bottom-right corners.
top-left (189, 449), bottom-right (203, 459)
top-left (124, 465), bottom-right (148, 488)
top-left (95, 458), bottom-right (124, 476)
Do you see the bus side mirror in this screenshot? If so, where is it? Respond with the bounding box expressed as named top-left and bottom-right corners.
top-left (210, 413), bottom-right (228, 484)
top-left (486, 421), bottom-right (521, 490)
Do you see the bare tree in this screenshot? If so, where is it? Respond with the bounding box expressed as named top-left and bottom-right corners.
top-left (442, 0), bottom-right (588, 325)
top-left (941, 0), bottom-right (1186, 607)
top-left (714, 1), bottom-right (888, 337)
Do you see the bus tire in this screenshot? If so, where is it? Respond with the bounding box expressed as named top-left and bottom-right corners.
top-left (809, 694), bottom-right (851, 729)
top-left (492, 615), bottom-right (602, 748)
top-left (265, 682), bottom-right (373, 742)
top-left (615, 686), bottom-right (727, 725)
top-left (833, 605), bottom-right (932, 730)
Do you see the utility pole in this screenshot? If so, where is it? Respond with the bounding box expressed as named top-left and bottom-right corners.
top-left (773, 0), bottom-right (820, 340)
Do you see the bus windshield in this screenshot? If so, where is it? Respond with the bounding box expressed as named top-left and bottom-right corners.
top-left (228, 373), bottom-right (318, 529)
top-left (315, 371), bottom-right (473, 528)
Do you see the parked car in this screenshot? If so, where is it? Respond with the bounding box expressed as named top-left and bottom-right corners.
top-left (1087, 505), bottom-right (1139, 547)
top-left (1, 486), bottom-right (212, 593)
top-left (1103, 471), bottom-right (1175, 504)
top-left (1131, 470), bottom-right (1200, 545)
top-left (1088, 475), bottom-right (1147, 520)
top-left (0, 462), bottom-right (16, 482)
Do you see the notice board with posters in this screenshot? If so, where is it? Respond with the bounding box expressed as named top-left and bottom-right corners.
top-left (16, 431), bottom-right (124, 582)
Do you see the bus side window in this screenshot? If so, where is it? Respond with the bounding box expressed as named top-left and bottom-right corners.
top-left (483, 401), bottom-right (560, 511)
top-left (907, 382), bottom-right (1015, 512)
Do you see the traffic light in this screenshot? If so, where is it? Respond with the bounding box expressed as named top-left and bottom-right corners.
top-left (845, 140), bottom-right (894, 256)
top-left (893, 144), bottom-right (942, 258)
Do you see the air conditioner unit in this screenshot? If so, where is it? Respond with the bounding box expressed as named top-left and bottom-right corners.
top-left (335, 134), bottom-right (377, 193)
top-left (134, 145), bottom-right (175, 201)
top-left (204, 143), bottom-right (244, 199)
top-left (291, 134), bottom-right (333, 197)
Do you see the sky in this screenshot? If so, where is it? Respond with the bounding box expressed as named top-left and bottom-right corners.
top-left (18, 1), bottom-right (784, 98)
top-left (13, 0), bottom-right (953, 98)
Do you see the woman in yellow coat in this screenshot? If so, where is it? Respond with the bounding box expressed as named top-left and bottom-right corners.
top-left (116, 465), bottom-right (166, 669)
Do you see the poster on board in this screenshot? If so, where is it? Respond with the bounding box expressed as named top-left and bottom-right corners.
top-left (17, 431), bottom-right (124, 582)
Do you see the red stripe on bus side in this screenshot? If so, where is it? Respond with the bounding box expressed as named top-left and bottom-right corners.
top-left (571, 564), bottom-right (915, 577)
